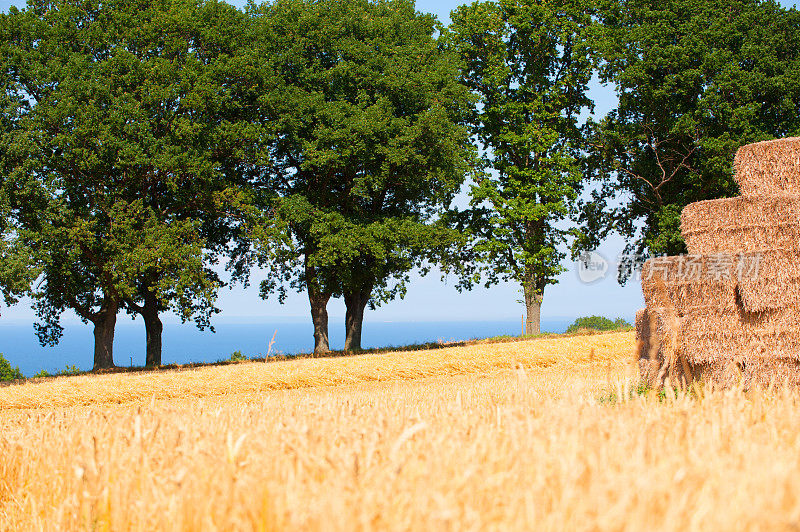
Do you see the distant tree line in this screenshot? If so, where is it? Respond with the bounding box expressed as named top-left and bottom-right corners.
top-left (1, 0), bottom-right (799, 370)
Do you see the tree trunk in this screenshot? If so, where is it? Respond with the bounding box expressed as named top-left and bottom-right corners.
top-left (142, 289), bottom-right (163, 367)
top-left (309, 289), bottom-right (331, 354)
top-left (92, 299), bottom-right (118, 370)
top-left (523, 279), bottom-right (544, 336)
top-left (344, 284), bottom-right (372, 351)
top-left (305, 261), bottom-right (331, 354)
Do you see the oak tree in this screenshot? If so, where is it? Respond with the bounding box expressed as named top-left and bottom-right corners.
top-left (583, 0), bottom-right (800, 275)
top-left (0, 0), bottom-right (255, 368)
top-left (249, 0), bottom-right (475, 352)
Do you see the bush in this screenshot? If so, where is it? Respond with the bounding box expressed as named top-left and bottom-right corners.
top-left (59, 365), bottom-right (81, 376)
top-left (229, 350), bottom-right (247, 362)
top-left (33, 365), bottom-right (82, 378)
top-left (0, 354), bottom-right (23, 381)
top-left (566, 316), bottom-right (631, 333)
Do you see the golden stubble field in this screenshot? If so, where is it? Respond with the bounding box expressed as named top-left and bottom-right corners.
top-left (3, 330), bottom-right (800, 531)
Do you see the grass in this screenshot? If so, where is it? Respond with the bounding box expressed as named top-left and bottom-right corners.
top-left (3, 329), bottom-right (800, 530)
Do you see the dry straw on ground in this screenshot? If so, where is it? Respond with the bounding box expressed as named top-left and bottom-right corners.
top-left (0, 332), bottom-right (630, 410)
top-left (7, 331), bottom-right (800, 531)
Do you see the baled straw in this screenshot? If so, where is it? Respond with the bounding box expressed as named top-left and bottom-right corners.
top-left (734, 137), bottom-right (800, 196)
top-left (640, 137), bottom-right (800, 387)
top-left (679, 307), bottom-right (800, 363)
top-left (640, 256), bottom-right (739, 312)
top-left (641, 251), bottom-right (800, 318)
top-left (681, 196), bottom-right (800, 254)
top-left (636, 307), bottom-right (695, 387)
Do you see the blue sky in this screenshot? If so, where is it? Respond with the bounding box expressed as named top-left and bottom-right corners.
top-left (0, 0), bottom-right (795, 326)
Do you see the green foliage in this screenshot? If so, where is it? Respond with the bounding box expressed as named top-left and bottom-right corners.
top-left (447, 0), bottom-right (598, 329)
top-left (33, 365), bottom-right (83, 378)
top-left (229, 350), bottom-right (247, 362)
top-left (566, 316), bottom-right (631, 333)
top-left (59, 365), bottom-right (82, 376)
top-left (0, 0), bottom-right (259, 366)
top-left (247, 0), bottom-right (476, 347)
top-left (0, 353), bottom-right (22, 381)
top-left (582, 0), bottom-right (800, 275)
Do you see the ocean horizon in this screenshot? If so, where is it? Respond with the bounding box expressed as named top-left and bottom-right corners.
top-left (0, 316), bottom-right (582, 377)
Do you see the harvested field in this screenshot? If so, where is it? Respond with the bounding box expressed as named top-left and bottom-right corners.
top-left (6, 331), bottom-right (800, 530)
top-left (0, 333), bottom-right (628, 410)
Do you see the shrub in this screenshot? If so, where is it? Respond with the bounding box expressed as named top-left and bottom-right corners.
top-left (0, 354), bottom-right (23, 381)
top-left (229, 351), bottom-right (247, 362)
top-left (59, 365), bottom-right (81, 376)
top-left (566, 316), bottom-right (631, 333)
top-left (33, 365), bottom-right (82, 378)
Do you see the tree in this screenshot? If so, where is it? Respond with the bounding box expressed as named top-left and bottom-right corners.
top-left (249, 0), bottom-right (475, 352)
top-left (0, 36), bottom-right (38, 315)
top-left (582, 0), bottom-right (800, 274)
top-left (0, 0), bottom-right (255, 368)
top-left (448, 0), bottom-right (596, 334)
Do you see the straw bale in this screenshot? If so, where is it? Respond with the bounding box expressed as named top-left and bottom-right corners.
top-left (640, 256), bottom-right (738, 313)
top-left (635, 265), bottom-right (704, 387)
top-left (636, 307), bottom-right (694, 387)
top-left (741, 358), bottom-right (800, 387)
top-left (735, 249), bottom-right (800, 311)
top-left (636, 297), bottom-right (800, 383)
top-left (734, 137), bottom-right (800, 196)
top-left (738, 277), bottom-right (800, 312)
top-left (681, 196), bottom-right (800, 254)
top-left (698, 358), bottom-right (800, 388)
top-left (641, 251), bottom-right (800, 313)
top-left (638, 137), bottom-right (800, 386)
top-left (636, 308), bottom-right (662, 364)
top-left (676, 306), bottom-right (800, 363)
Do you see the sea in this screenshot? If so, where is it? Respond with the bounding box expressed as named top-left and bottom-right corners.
top-left (0, 317), bottom-right (574, 377)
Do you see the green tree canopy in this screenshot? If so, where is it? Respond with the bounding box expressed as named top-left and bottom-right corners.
top-left (248, 0), bottom-right (475, 352)
top-left (583, 0), bottom-right (800, 279)
top-left (0, 0), bottom-right (258, 368)
top-left (448, 0), bottom-right (597, 334)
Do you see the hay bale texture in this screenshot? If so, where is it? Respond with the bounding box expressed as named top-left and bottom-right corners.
top-left (681, 196), bottom-right (800, 254)
top-left (734, 137), bottom-right (800, 196)
top-left (638, 137), bottom-right (800, 387)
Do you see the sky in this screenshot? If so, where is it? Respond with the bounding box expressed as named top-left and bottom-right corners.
top-left (0, 0), bottom-right (795, 327)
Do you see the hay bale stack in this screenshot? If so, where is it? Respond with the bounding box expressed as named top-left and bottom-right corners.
top-left (638, 137), bottom-right (800, 387)
top-left (734, 137), bottom-right (800, 195)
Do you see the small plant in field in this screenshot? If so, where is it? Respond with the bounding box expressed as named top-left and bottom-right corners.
top-left (0, 354), bottom-right (23, 381)
top-left (566, 316), bottom-right (631, 333)
top-left (33, 366), bottom-right (82, 378)
top-left (230, 351), bottom-right (247, 362)
top-left (59, 365), bottom-right (81, 376)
